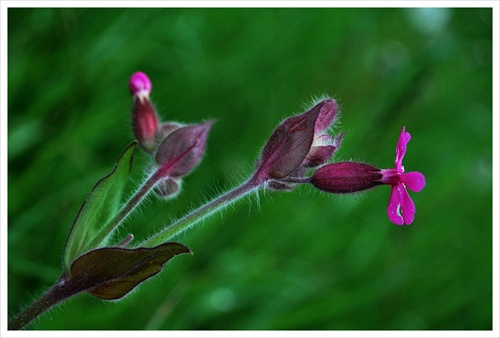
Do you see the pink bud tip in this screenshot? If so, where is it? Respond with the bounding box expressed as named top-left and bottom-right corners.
top-left (129, 71), bottom-right (152, 96)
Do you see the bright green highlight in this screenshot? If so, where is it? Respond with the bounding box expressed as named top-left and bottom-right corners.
top-left (62, 142), bottom-right (136, 271)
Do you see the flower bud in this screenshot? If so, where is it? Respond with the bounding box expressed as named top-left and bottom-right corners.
top-left (315, 98), bottom-right (338, 133)
top-left (132, 98), bottom-right (159, 152)
top-left (129, 71), bottom-right (152, 96)
top-left (154, 120), bottom-right (215, 178)
top-left (311, 162), bottom-right (383, 194)
top-left (302, 132), bottom-right (343, 168)
top-left (130, 72), bottom-right (159, 152)
top-left (301, 100), bottom-right (341, 168)
top-left (157, 122), bottom-right (183, 143)
top-left (254, 99), bottom-right (339, 182)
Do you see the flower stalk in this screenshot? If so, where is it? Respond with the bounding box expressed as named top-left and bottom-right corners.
top-left (9, 71), bottom-right (426, 330)
top-left (85, 171), bottom-right (160, 249)
top-left (140, 179), bottom-right (261, 247)
top-left (8, 283), bottom-right (67, 330)
top-left (8, 269), bottom-right (101, 331)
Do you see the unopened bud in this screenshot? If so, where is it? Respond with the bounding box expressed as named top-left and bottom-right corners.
top-left (155, 120), bottom-right (215, 178)
top-left (130, 72), bottom-right (159, 152)
top-left (129, 71), bottom-right (152, 96)
top-left (314, 99), bottom-right (338, 133)
top-left (302, 132), bottom-right (343, 168)
top-left (311, 162), bottom-right (383, 194)
top-left (157, 122), bottom-right (183, 142)
top-left (255, 100), bottom-right (334, 181)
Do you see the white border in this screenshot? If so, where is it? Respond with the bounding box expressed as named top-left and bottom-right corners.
top-left (0, 0), bottom-right (8, 336)
top-left (1, 1), bottom-right (498, 337)
top-left (492, 1), bottom-right (499, 338)
top-left (0, 0), bottom-right (499, 9)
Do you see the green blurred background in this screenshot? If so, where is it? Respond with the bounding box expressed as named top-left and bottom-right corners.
top-left (8, 8), bottom-right (492, 330)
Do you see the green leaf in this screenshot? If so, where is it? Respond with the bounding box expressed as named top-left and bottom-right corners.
top-left (63, 142), bottom-right (137, 272)
top-left (67, 242), bottom-right (191, 300)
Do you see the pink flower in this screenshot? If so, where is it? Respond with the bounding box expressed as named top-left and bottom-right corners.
top-left (129, 72), bottom-right (159, 152)
top-left (129, 71), bottom-right (152, 97)
top-left (310, 126), bottom-right (425, 225)
top-left (379, 127), bottom-right (425, 225)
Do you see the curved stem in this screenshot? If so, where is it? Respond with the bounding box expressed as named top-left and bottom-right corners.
top-left (140, 178), bottom-right (261, 247)
top-left (8, 279), bottom-right (69, 330)
top-left (10, 177), bottom-right (263, 329)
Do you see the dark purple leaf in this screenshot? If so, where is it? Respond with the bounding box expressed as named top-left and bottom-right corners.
top-left (67, 242), bottom-right (191, 300)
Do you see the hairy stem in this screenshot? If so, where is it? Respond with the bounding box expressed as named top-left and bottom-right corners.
top-left (86, 170), bottom-right (161, 249)
top-left (8, 279), bottom-right (69, 330)
top-left (10, 176), bottom-right (262, 329)
top-left (273, 176), bottom-right (312, 184)
top-left (140, 178), bottom-right (262, 247)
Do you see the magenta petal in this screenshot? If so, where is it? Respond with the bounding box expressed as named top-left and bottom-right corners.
top-left (400, 186), bottom-right (416, 225)
top-left (129, 71), bottom-right (152, 96)
top-left (387, 185), bottom-right (404, 225)
top-left (395, 127), bottom-right (411, 171)
top-left (402, 172), bottom-right (426, 192)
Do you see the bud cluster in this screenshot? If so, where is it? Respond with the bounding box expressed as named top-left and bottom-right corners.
top-left (252, 99), bottom-right (342, 190)
top-left (251, 98), bottom-right (425, 225)
top-left (129, 71), bottom-right (425, 222)
top-left (8, 70), bottom-right (429, 331)
top-left (129, 71), bottom-right (213, 198)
